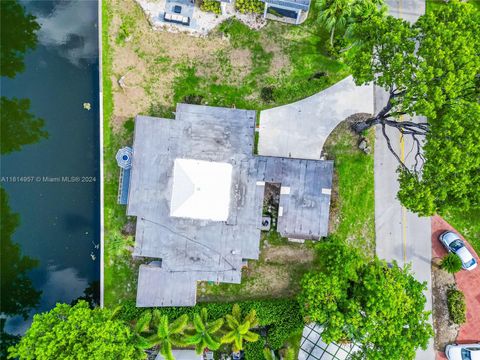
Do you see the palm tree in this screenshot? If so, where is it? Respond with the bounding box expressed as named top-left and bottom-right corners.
top-left (145, 311), bottom-right (189, 360)
top-left (221, 304), bottom-right (260, 352)
top-left (317, 0), bottom-right (353, 46)
top-left (441, 253), bottom-right (463, 274)
top-left (185, 308), bottom-right (224, 354)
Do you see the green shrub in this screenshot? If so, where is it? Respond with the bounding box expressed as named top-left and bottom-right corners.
top-left (244, 339), bottom-right (266, 360)
top-left (446, 288), bottom-right (466, 324)
top-left (201, 0), bottom-right (222, 14)
top-left (235, 0), bottom-right (263, 14)
top-left (119, 299), bottom-right (304, 351)
top-left (441, 253), bottom-right (463, 273)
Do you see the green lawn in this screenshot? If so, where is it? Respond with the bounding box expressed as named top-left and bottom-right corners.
top-left (103, 0), bottom-right (372, 305)
top-left (323, 123), bottom-right (376, 256)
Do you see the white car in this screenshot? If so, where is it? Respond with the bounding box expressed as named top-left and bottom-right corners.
top-left (439, 231), bottom-right (478, 271)
top-left (445, 343), bottom-right (480, 360)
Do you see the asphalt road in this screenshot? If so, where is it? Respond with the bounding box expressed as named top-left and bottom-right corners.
top-left (375, 1), bottom-right (434, 359)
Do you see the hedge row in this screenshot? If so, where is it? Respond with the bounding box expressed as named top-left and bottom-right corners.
top-left (446, 288), bottom-right (466, 324)
top-left (119, 298), bottom-right (304, 353)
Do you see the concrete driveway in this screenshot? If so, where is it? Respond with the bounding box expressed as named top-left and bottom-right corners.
top-left (257, 76), bottom-right (373, 159)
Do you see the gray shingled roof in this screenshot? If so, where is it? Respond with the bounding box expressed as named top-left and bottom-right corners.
top-left (127, 104), bottom-right (333, 307)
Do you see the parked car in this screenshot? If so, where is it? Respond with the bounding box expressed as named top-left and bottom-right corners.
top-left (445, 343), bottom-right (480, 360)
top-left (439, 231), bottom-right (478, 271)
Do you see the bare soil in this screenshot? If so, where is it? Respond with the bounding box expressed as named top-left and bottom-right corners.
top-left (431, 259), bottom-right (459, 351)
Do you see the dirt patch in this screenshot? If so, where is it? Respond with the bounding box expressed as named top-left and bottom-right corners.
top-left (263, 38), bottom-right (290, 75)
top-left (432, 261), bottom-right (459, 351)
top-left (263, 245), bottom-right (315, 264)
top-left (109, 0), bottom-right (228, 125)
top-left (229, 48), bottom-right (253, 80)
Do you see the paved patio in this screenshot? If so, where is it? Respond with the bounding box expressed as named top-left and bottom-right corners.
top-left (298, 324), bottom-right (361, 360)
top-left (258, 76), bottom-right (373, 160)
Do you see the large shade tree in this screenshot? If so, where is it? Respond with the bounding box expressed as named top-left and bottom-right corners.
top-left (7, 301), bottom-right (143, 360)
top-left (346, 0), bottom-right (480, 215)
top-left (299, 240), bottom-right (433, 360)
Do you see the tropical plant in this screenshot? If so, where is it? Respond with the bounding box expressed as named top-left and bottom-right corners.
top-left (144, 312), bottom-right (189, 360)
top-left (299, 239), bottom-right (433, 360)
top-left (201, 0), bottom-right (222, 14)
top-left (221, 304), bottom-right (260, 351)
top-left (446, 288), bottom-right (466, 325)
top-left (346, 0), bottom-right (480, 215)
top-left (440, 253), bottom-right (463, 274)
top-left (185, 308), bottom-right (224, 354)
top-left (235, 0), bottom-right (263, 14)
top-left (7, 301), bottom-right (143, 359)
top-left (316, 0), bottom-right (384, 46)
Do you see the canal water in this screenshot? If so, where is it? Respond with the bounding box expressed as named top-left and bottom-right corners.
top-left (0, 0), bottom-right (100, 340)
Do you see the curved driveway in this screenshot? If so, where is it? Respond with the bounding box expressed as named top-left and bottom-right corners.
top-left (257, 76), bottom-right (373, 160)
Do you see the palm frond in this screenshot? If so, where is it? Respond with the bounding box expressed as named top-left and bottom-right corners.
top-left (185, 333), bottom-right (202, 345)
top-left (238, 321), bottom-right (251, 335)
top-left (170, 314), bottom-right (189, 334)
top-left (135, 311), bottom-right (152, 334)
top-left (195, 342), bottom-right (205, 355)
top-left (242, 331), bottom-right (259, 343)
top-left (232, 304), bottom-right (241, 321)
top-left (204, 332), bottom-right (221, 350)
top-left (221, 331), bottom-right (236, 344)
top-left (225, 314), bottom-right (239, 330)
top-left (206, 318), bottom-right (224, 334)
top-left (157, 315), bottom-right (169, 338)
top-left (200, 308), bottom-right (208, 323)
top-left (193, 313), bottom-right (206, 333)
top-left (245, 309), bottom-right (258, 327)
top-left (160, 341), bottom-right (174, 360)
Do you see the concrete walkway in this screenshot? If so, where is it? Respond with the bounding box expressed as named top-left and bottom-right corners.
top-left (258, 76), bottom-right (373, 159)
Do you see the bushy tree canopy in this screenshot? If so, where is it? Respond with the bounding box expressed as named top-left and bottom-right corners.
top-left (346, 0), bottom-right (480, 215)
top-left (8, 301), bottom-right (143, 360)
top-left (299, 240), bottom-right (433, 360)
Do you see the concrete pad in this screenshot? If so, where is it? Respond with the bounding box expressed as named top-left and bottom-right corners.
top-left (258, 76), bottom-right (373, 160)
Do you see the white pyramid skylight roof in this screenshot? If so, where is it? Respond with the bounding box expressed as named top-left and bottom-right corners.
top-left (170, 158), bottom-right (232, 221)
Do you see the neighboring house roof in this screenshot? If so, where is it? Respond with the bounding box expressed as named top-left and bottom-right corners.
top-left (261, 0), bottom-right (311, 11)
top-left (156, 350), bottom-right (203, 360)
top-left (126, 103), bottom-right (333, 307)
